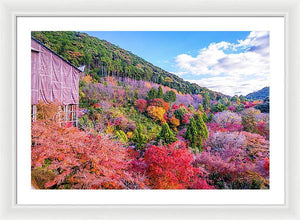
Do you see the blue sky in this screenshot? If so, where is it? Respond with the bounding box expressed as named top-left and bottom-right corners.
top-left (84, 31), bottom-right (269, 96)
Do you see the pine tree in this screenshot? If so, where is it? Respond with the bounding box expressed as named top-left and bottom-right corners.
top-left (194, 113), bottom-right (209, 142)
top-left (208, 113), bottom-right (213, 122)
top-left (132, 124), bottom-right (149, 150)
top-left (157, 86), bottom-right (164, 99)
top-left (198, 104), bottom-right (204, 113)
top-left (202, 91), bottom-right (210, 111)
top-left (147, 88), bottom-right (158, 100)
top-left (185, 114), bottom-right (208, 152)
top-left (157, 123), bottom-right (177, 145)
top-left (185, 117), bottom-right (198, 150)
top-left (164, 90), bottom-right (176, 103)
top-left (202, 112), bottom-right (208, 122)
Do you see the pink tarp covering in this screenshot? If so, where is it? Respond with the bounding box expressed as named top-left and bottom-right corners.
top-left (31, 39), bottom-right (80, 105)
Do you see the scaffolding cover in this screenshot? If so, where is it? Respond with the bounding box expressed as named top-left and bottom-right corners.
top-left (31, 39), bottom-right (80, 105)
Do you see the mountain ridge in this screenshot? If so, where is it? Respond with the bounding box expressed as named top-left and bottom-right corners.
top-left (245, 86), bottom-right (269, 100)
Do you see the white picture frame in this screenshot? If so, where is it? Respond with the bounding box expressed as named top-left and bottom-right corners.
top-left (0, 0), bottom-right (299, 219)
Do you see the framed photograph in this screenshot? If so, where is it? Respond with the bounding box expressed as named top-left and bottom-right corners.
top-left (1, 0), bottom-right (299, 219)
top-left (18, 16), bottom-right (283, 205)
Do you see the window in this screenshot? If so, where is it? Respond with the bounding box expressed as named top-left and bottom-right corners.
top-left (31, 104), bottom-right (78, 127)
top-left (63, 104), bottom-right (78, 126)
top-left (31, 105), bottom-right (37, 121)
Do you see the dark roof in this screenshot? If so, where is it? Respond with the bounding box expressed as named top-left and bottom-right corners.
top-left (31, 37), bottom-right (82, 72)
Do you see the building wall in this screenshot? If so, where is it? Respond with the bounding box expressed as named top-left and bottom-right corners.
top-left (31, 39), bottom-right (80, 105)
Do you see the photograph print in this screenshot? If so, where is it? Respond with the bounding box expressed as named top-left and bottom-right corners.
top-left (31, 31), bottom-right (270, 190)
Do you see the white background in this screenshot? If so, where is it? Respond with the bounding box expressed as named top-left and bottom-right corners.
top-left (16, 17), bottom-right (285, 205)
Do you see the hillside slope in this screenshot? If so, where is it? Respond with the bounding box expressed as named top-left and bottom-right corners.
top-left (245, 87), bottom-right (269, 100)
top-left (32, 31), bottom-right (227, 99)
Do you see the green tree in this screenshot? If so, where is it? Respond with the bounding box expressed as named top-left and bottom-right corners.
top-left (202, 112), bottom-right (208, 123)
top-left (211, 102), bottom-right (227, 113)
top-left (174, 106), bottom-right (188, 121)
top-left (242, 114), bottom-right (258, 133)
top-left (83, 49), bottom-right (92, 72)
top-left (115, 130), bottom-right (128, 144)
top-left (185, 117), bottom-right (198, 150)
top-left (157, 86), bottom-right (164, 99)
top-left (188, 104), bottom-right (196, 113)
top-left (156, 123), bottom-right (177, 145)
top-left (164, 90), bottom-right (176, 103)
top-left (235, 103), bottom-right (245, 112)
top-left (198, 104), bottom-right (204, 113)
top-left (147, 88), bottom-right (158, 100)
top-left (131, 124), bottom-right (149, 150)
top-left (202, 91), bottom-right (210, 111)
top-left (255, 97), bottom-right (269, 113)
top-left (185, 114), bottom-right (208, 152)
top-left (219, 97), bottom-right (228, 105)
top-left (231, 95), bottom-right (240, 103)
top-left (208, 113), bottom-right (213, 122)
top-left (194, 113), bottom-right (209, 142)
top-left (239, 95), bottom-right (248, 102)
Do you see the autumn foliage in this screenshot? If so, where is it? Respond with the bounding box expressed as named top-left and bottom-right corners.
top-left (32, 75), bottom-right (269, 190)
top-left (146, 106), bottom-right (166, 123)
top-left (143, 141), bottom-right (213, 189)
top-left (148, 98), bottom-right (170, 111)
top-left (31, 120), bottom-right (145, 189)
top-left (135, 99), bottom-right (147, 113)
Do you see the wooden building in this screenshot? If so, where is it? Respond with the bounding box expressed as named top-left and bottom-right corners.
top-left (31, 37), bottom-right (81, 126)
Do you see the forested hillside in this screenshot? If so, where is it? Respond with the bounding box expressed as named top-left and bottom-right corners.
top-left (32, 31), bottom-right (226, 99)
top-left (246, 87), bottom-right (269, 100)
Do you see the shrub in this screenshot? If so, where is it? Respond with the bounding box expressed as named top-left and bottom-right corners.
top-left (212, 111), bottom-right (242, 128)
top-left (146, 106), bottom-right (166, 123)
top-left (169, 116), bottom-right (180, 130)
top-left (204, 131), bottom-right (246, 152)
top-left (144, 141), bottom-right (213, 189)
top-left (111, 115), bottom-right (135, 132)
top-left (228, 105), bottom-right (235, 111)
top-left (241, 108), bottom-right (261, 133)
top-left (135, 99), bottom-right (147, 113)
top-left (172, 104), bottom-right (179, 110)
top-left (174, 106), bottom-right (188, 121)
top-left (257, 121), bottom-right (269, 139)
top-left (115, 130), bottom-right (128, 144)
top-left (196, 131), bottom-right (269, 189)
top-left (36, 101), bottom-right (65, 122)
top-left (148, 98), bottom-right (170, 111)
top-left (235, 103), bottom-right (245, 112)
top-left (206, 122), bottom-right (243, 133)
top-left (78, 114), bottom-right (94, 130)
top-left (181, 113), bottom-right (190, 124)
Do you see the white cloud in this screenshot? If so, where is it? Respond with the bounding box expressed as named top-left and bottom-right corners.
top-left (188, 76), bottom-right (268, 96)
top-left (174, 31), bottom-right (269, 96)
